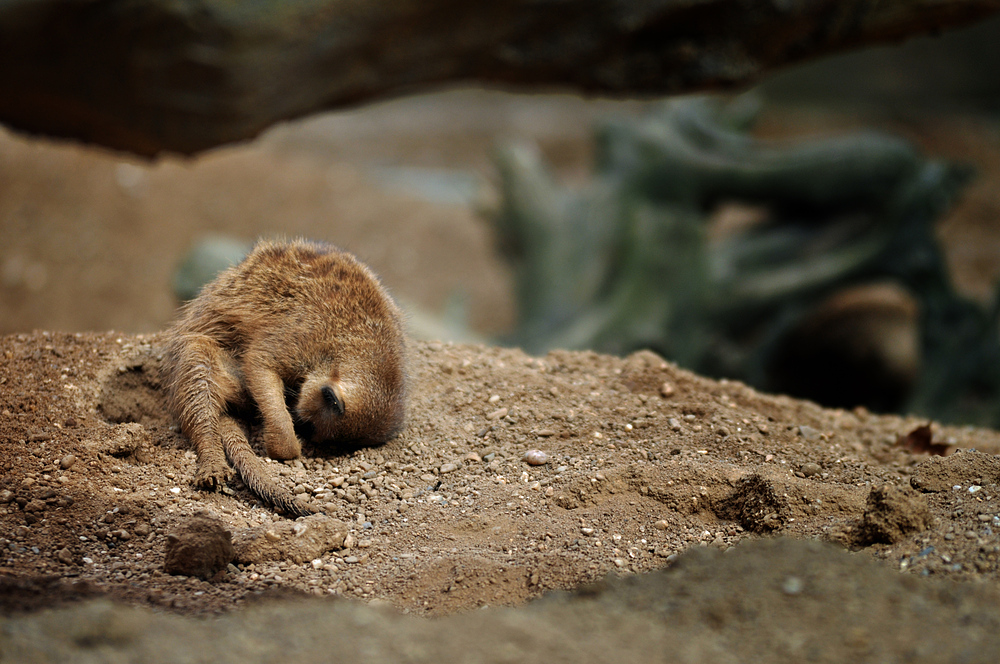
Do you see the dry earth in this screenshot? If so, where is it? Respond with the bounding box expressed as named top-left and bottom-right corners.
top-left (2, 331), bottom-right (1000, 661)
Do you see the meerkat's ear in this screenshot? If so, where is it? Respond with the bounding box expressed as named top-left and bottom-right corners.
top-left (321, 384), bottom-right (345, 415)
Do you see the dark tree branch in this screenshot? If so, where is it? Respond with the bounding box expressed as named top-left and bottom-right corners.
top-left (1, 0), bottom-right (997, 156)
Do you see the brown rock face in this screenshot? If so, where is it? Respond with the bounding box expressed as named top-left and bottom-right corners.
top-left (164, 513), bottom-right (235, 579)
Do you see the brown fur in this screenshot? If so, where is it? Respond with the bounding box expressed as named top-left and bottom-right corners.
top-left (161, 239), bottom-right (407, 515)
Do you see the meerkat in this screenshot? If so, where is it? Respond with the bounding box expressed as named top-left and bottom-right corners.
top-left (161, 239), bottom-right (407, 515)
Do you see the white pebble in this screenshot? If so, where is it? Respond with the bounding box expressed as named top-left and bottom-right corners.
top-left (523, 450), bottom-right (549, 466)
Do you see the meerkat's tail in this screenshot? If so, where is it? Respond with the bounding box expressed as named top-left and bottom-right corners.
top-left (219, 417), bottom-right (314, 517)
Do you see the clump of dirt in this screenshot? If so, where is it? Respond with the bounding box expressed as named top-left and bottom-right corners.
top-left (164, 513), bottom-right (234, 579)
top-left (717, 473), bottom-right (789, 533)
top-left (853, 484), bottom-right (933, 545)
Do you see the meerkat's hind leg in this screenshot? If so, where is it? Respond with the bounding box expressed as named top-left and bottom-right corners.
top-left (168, 333), bottom-right (240, 490)
top-left (220, 415), bottom-right (314, 517)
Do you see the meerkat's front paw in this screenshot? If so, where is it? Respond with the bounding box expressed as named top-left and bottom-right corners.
top-left (194, 459), bottom-right (234, 490)
top-left (263, 427), bottom-right (301, 460)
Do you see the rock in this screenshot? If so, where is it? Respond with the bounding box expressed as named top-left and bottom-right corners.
top-left (523, 450), bottom-right (549, 466)
top-left (800, 462), bottom-right (822, 477)
top-left (59, 454), bottom-right (77, 470)
top-left (172, 237), bottom-right (252, 301)
top-left (487, 408), bottom-right (508, 420)
top-left (163, 513), bottom-right (234, 579)
top-left (798, 426), bottom-right (821, 441)
top-left (910, 450), bottom-right (1000, 493)
top-left (781, 576), bottom-right (804, 595)
top-left (233, 515), bottom-right (348, 565)
top-left (854, 485), bottom-right (932, 546)
top-left (23, 499), bottom-right (47, 513)
top-left (56, 547), bottom-right (74, 565)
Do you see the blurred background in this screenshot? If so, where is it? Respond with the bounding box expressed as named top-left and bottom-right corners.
top-left (2, 14), bottom-right (1000, 422)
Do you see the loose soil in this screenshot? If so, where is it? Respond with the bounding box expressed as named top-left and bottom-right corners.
top-left (2, 89), bottom-right (1000, 661)
top-left (3, 332), bottom-right (1000, 661)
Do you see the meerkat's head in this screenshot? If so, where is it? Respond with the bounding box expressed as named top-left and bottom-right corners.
top-left (295, 360), bottom-right (406, 446)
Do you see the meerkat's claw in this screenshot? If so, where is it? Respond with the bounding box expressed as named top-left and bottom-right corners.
top-left (193, 462), bottom-right (234, 491)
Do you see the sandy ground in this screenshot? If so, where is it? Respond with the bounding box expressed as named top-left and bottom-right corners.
top-left (2, 89), bottom-right (1000, 661)
top-left (2, 331), bottom-right (1000, 661)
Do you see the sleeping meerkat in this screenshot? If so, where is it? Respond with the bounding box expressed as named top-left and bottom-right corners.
top-left (161, 239), bottom-right (407, 515)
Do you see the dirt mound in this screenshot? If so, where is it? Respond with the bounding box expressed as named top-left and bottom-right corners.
top-left (1, 330), bottom-right (1000, 635)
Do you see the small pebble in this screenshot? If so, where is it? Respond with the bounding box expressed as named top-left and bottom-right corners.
top-left (59, 454), bottom-right (77, 470)
top-left (439, 463), bottom-right (458, 474)
top-left (56, 548), bottom-right (74, 564)
top-left (660, 382), bottom-right (674, 398)
top-left (523, 450), bottom-right (549, 466)
top-left (654, 520), bottom-right (669, 530)
top-left (801, 462), bottom-right (821, 477)
top-left (798, 426), bottom-right (821, 441)
top-left (781, 576), bottom-right (804, 595)
top-left (487, 408), bottom-right (508, 420)
top-left (344, 556), bottom-right (360, 564)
